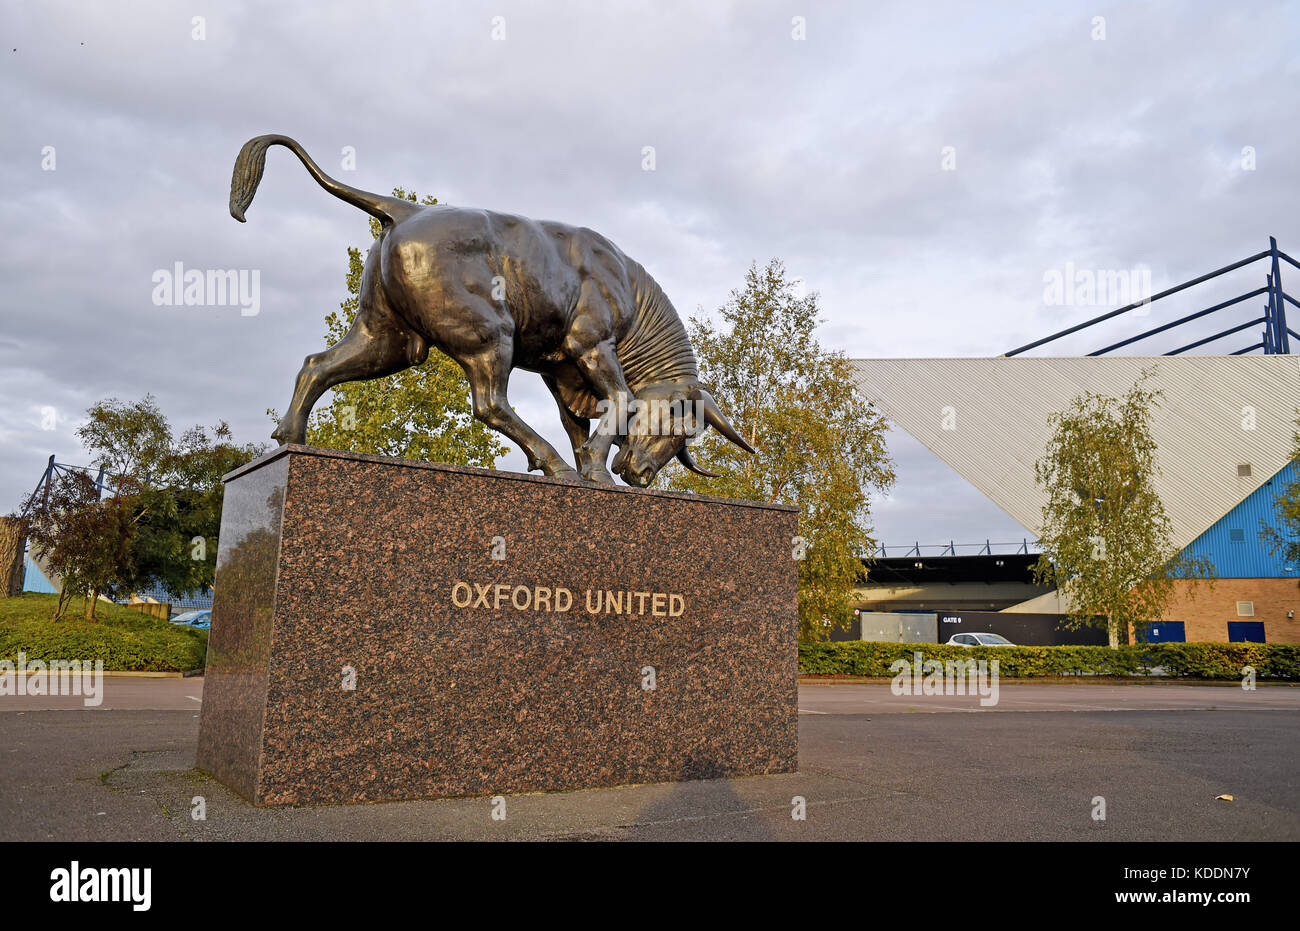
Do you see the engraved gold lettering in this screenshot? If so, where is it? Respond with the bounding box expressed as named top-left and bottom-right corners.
top-left (451, 581), bottom-right (472, 607)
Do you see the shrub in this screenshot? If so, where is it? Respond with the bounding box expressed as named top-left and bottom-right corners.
top-left (0, 593), bottom-right (207, 672)
top-left (798, 640), bottom-right (1300, 680)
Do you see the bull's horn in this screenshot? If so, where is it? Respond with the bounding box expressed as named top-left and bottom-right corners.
top-left (692, 389), bottom-right (756, 454)
top-left (677, 446), bottom-right (720, 477)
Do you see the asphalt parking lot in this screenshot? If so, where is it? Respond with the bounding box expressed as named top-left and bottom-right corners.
top-left (2, 678), bottom-right (1297, 841)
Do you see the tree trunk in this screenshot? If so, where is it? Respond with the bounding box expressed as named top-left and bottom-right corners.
top-left (84, 591), bottom-right (99, 621)
top-left (0, 516), bottom-right (26, 597)
top-left (1107, 613), bottom-right (1119, 649)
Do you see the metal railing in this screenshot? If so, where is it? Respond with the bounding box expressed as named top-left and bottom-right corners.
top-left (1005, 237), bottom-right (1297, 357)
top-left (873, 539), bottom-right (1042, 558)
top-left (18, 455), bottom-right (117, 517)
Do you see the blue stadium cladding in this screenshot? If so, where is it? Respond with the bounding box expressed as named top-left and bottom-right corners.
top-left (1178, 460), bottom-right (1300, 578)
top-left (22, 554), bottom-right (213, 610)
top-left (21, 555), bottom-right (57, 594)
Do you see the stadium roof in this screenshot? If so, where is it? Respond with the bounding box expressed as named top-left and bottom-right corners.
top-left (848, 355), bottom-right (1300, 553)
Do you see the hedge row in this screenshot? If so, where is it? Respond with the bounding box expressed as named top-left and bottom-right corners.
top-left (0, 594), bottom-right (208, 672)
top-left (799, 640), bottom-right (1300, 681)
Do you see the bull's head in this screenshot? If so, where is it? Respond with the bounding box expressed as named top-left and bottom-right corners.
top-left (611, 384), bottom-right (755, 487)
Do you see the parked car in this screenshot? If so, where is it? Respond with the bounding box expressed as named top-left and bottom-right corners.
top-left (171, 610), bottom-right (212, 630)
top-left (946, 632), bottom-right (1014, 647)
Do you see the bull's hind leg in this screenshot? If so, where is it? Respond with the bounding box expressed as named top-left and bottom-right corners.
top-left (273, 309), bottom-right (423, 445)
top-left (460, 344), bottom-right (577, 479)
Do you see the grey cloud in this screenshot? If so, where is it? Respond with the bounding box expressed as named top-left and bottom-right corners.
top-left (3, 0), bottom-right (1296, 550)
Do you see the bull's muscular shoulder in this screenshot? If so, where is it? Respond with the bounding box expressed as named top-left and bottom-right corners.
top-left (533, 218), bottom-right (635, 279)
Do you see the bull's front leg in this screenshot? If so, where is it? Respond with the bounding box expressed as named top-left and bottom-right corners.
top-left (579, 396), bottom-right (625, 483)
top-left (542, 374), bottom-right (612, 483)
top-left (571, 340), bottom-right (634, 483)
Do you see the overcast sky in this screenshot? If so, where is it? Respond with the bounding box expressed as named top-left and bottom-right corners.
top-left (4, 0), bottom-right (1297, 549)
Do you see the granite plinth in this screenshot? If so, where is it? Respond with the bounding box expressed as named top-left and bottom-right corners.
top-left (196, 445), bottom-right (799, 806)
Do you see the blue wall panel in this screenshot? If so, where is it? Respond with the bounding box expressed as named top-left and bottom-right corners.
top-left (1179, 461), bottom-right (1300, 579)
top-left (1227, 621), bottom-right (1266, 643)
top-left (1136, 621), bottom-right (1186, 643)
top-left (21, 555), bottom-right (58, 594)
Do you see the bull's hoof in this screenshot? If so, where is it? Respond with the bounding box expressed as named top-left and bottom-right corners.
top-left (542, 462), bottom-right (580, 480)
top-left (580, 463), bottom-right (616, 484)
top-left (271, 427), bottom-right (304, 446)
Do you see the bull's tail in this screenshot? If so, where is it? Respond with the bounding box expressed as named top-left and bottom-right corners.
top-left (229, 134), bottom-right (423, 229)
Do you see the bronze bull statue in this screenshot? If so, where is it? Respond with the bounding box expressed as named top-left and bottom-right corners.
top-left (229, 135), bottom-right (754, 487)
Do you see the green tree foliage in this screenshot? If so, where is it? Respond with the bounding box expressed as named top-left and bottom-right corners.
top-left (662, 259), bottom-right (895, 640)
top-left (1031, 371), bottom-right (1214, 648)
top-left (288, 188), bottom-right (505, 466)
top-left (20, 396), bottom-right (264, 620)
top-left (127, 421), bottom-right (265, 603)
top-left (1261, 414), bottom-right (1300, 563)
top-left (23, 470), bottom-right (123, 621)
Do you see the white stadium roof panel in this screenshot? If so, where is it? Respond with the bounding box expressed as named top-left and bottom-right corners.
top-left (848, 356), bottom-right (1300, 553)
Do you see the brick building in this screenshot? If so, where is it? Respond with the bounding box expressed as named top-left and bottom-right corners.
top-left (1162, 460), bottom-right (1300, 642)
